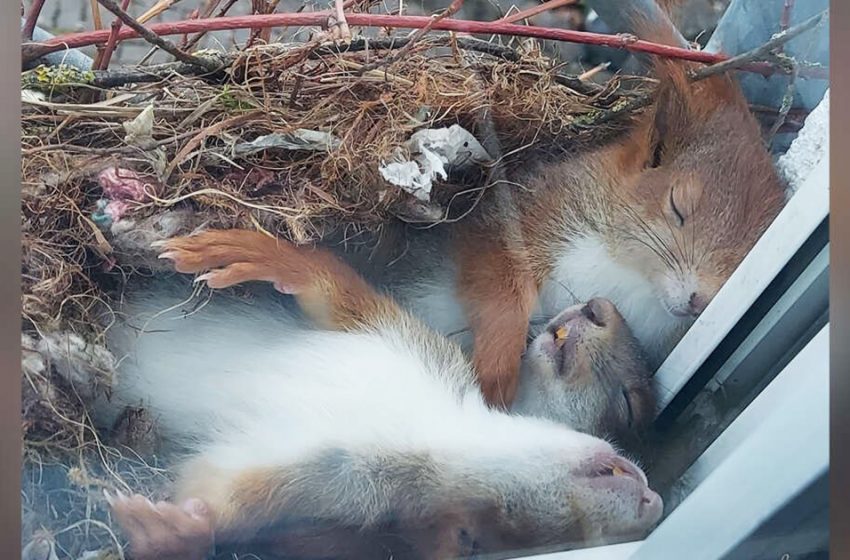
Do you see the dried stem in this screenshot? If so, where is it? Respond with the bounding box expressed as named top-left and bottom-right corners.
top-left (94, 0), bottom-right (133, 71)
top-left (183, 0), bottom-right (238, 51)
top-left (766, 58), bottom-right (798, 147)
top-left (94, 0), bottom-right (220, 71)
top-left (90, 0), bottom-right (106, 64)
top-left (577, 61), bottom-right (610, 81)
top-left (90, 0), bottom-right (104, 30)
top-left (357, 0), bottom-right (465, 74)
top-left (22, 0), bottom-right (47, 41)
top-left (689, 9), bottom-right (828, 81)
top-left (498, 0), bottom-right (577, 25)
top-left (780, 0), bottom-right (795, 33)
top-left (260, 0), bottom-right (282, 44)
top-left (137, 0), bottom-right (184, 24)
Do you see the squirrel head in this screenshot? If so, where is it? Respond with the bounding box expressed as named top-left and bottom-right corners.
top-left (604, 60), bottom-right (786, 319)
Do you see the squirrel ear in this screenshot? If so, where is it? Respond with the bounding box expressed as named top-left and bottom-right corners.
top-left (650, 60), bottom-right (695, 142)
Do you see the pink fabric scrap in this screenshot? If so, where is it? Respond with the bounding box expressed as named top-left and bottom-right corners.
top-left (97, 167), bottom-right (159, 202)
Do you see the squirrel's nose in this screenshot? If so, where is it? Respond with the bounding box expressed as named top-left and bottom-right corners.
top-left (688, 292), bottom-right (708, 316)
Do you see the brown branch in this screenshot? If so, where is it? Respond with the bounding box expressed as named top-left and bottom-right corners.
top-left (94, 0), bottom-right (220, 71)
top-left (94, 0), bottom-right (132, 71)
top-left (21, 9), bottom-right (829, 79)
top-left (90, 0), bottom-right (104, 30)
top-left (21, 0), bottom-right (47, 41)
top-left (689, 9), bottom-right (828, 81)
top-left (89, 0), bottom-right (107, 64)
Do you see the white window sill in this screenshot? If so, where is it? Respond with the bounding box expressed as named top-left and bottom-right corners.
top-left (653, 156), bottom-right (829, 415)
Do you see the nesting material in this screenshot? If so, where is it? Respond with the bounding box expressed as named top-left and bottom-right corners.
top-left (20, 36), bottom-right (651, 558)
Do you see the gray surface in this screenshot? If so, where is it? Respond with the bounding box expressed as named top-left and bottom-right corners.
top-left (706, 0), bottom-right (829, 111)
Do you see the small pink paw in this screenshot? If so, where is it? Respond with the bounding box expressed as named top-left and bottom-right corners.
top-left (104, 490), bottom-right (214, 560)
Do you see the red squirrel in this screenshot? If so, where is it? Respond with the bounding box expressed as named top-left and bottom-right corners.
top-left (97, 230), bottom-right (661, 560)
top-left (358, 24), bottom-right (788, 408)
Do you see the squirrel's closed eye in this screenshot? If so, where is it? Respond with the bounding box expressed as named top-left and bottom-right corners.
top-left (669, 187), bottom-right (685, 227)
top-left (622, 389), bottom-right (634, 428)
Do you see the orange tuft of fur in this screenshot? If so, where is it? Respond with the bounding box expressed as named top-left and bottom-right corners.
top-left (454, 229), bottom-right (538, 409)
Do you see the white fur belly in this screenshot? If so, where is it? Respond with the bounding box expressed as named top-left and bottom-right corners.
top-left (395, 235), bottom-right (688, 366)
top-left (538, 234), bottom-right (689, 367)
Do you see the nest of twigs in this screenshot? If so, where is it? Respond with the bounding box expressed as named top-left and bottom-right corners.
top-left (21, 35), bottom-right (652, 558)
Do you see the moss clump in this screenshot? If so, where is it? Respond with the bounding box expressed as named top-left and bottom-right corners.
top-left (22, 64), bottom-right (96, 93)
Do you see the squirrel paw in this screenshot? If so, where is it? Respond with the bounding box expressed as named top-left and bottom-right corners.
top-left (155, 230), bottom-right (297, 293)
top-left (478, 369), bottom-right (519, 410)
top-left (105, 490), bottom-right (214, 560)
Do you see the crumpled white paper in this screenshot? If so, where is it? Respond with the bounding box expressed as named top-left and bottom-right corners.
top-left (379, 124), bottom-right (491, 201)
top-left (123, 104), bottom-right (155, 146)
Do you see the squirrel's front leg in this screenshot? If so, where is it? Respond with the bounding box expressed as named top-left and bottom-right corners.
top-left (156, 229), bottom-right (403, 333)
top-left (455, 233), bottom-right (537, 409)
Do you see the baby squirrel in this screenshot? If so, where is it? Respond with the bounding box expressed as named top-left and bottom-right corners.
top-left (354, 15), bottom-right (788, 409)
top-left (100, 230), bottom-right (661, 560)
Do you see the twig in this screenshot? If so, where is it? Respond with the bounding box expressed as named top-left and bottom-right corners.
top-left (498, 0), bottom-right (577, 25)
top-left (766, 57), bottom-right (798, 148)
top-left (90, 0), bottom-right (104, 31)
top-left (259, 0), bottom-right (282, 44)
top-left (22, 0), bottom-right (47, 41)
top-left (690, 9), bottom-right (827, 81)
top-left (21, 9), bottom-right (829, 80)
top-left (575, 94), bottom-right (653, 129)
top-left (577, 62), bottom-right (609, 81)
top-left (137, 0), bottom-right (183, 24)
top-left (780, 0), bottom-right (795, 33)
top-left (140, 0), bottom-right (213, 65)
top-left (183, 0), bottom-right (237, 52)
top-left (356, 0), bottom-right (465, 74)
top-left (94, 0), bottom-right (220, 71)
top-left (94, 0), bottom-right (132, 71)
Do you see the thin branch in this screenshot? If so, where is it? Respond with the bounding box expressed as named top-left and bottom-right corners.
top-left (22, 9), bottom-right (829, 80)
top-left (356, 0), bottom-right (465, 74)
top-left (94, 0), bottom-right (132, 71)
top-left (766, 58), bottom-right (798, 148)
top-left (183, 0), bottom-right (234, 51)
top-left (22, 0), bottom-right (47, 41)
top-left (90, 0), bottom-right (107, 65)
top-left (690, 9), bottom-right (827, 81)
top-left (498, 0), bottom-right (577, 25)
top-left (780, 0), bottom-right (795, 33)
top-left (137, 0), bottom-right (184, 24)
top-left (577, 62), bottom-right (610, 81)
top-left (90, 0), bottom-right (104, 31)
top-left (94, 0), bottom-right (220, 71)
